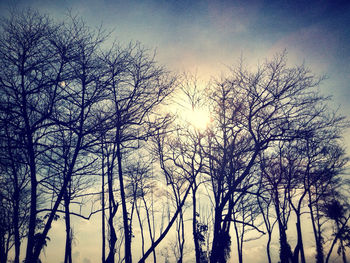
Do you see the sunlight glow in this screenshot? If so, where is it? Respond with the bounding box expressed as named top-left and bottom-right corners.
top-left (182, 107), bottom-right (211, 130)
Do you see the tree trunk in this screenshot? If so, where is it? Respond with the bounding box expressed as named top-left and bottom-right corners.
top-left (101, 151), bottom-right (106, 263)
top-left (116, 136), bottom-right (132, 263)
top-left (24, 151), bottom-right (38, 263)
top-left (64, 192), bottom-right (72, 263)
top-left (176, 208), bottom-right (185, 263)
top-left (308, 193), bottom-right (324, 263)
top-left (135, 200), bottom-right (145, 258)
top-left (21, 59), bottom-right (38, 263)
top-left (138, 179), bottom-right (194, 263)
top-left (340, 238), bottom-right (348, 263)
top-left (0, 226), bottom-right (7, 263)
top-left (142, 193), bottom-right (156, 263)
top-left (210, 206), bottom-right (229, 263)
top-left (337, 220), bottom-right (348, 263)
top-left (13, 186), bottom-right (20, 263)
top-left (232, 209), bottom-right (243, 263)
top-left (274, 194), bottom-right (292, 263)
top-left (192, 187), bottom-right (201, 263)
top-left (105, 208), bottom-right (117, 263)
top-left (266, 231), bottom-right (272, 263)
top-left (294, 215), bottom-right (305, 263)
top-left (278, 221), bottom-right (292, 263)
top-left (105, 166), bottom-right (118, 263)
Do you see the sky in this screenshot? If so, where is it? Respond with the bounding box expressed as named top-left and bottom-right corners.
top-left (1, 0), bottom-right (349, 104)
top-left (1, 0), bottom-right (350, 262)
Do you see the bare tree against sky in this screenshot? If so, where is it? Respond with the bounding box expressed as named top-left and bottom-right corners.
top-left (0, 10), bottom-right (66, 262)
top-left (99, 42), bottom-right (176, 263)
top-left (0, 7), bottom-right (349, 263)
top-left (203, 52), bottom-right (344, 263)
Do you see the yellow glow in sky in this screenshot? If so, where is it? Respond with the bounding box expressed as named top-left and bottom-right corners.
top-left (182, 107), bottom-right (211, 130)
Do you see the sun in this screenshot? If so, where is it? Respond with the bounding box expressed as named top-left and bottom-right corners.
top-left (182, 107), bottom-right (211, 130)
top-left (170, 86), bottom-right (211, 131)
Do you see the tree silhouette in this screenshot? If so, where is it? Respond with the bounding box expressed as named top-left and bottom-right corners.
top-left (0, 8), bottom-right (349, 263)
top-left (203, 52), bottom-right (339, 263)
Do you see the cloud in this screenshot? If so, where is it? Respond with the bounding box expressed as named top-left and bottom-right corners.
top-left (268, 24), bottom-right (338, 72)
top-left (207, 0), bottom-right (262, 34)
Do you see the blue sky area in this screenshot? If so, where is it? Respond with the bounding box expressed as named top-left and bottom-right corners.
top-left (1, 1), bottom-right (349, 93)
top-left (2, 0), bottom-right (346, 111)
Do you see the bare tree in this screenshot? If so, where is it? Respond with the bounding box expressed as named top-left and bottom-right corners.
top-left (302, 138), bottom-right (349, 263)
top-left (1, 8), bottom-right (349, 263)
top-left (256, 175), bottom-right (277, 263)
top-left (99, 42), bottom-right (176, 263)
top-left (0, 10), bottom-right (68, 262)
top-left (124, 157), bottom-right (155, 260)
top-left (260, 142), bottom-right (301, 263)
top-left (38, 13), bottom-right (108, 263)
top-left (137, 125), bottom-right (200, 263)
top-left (0, 9), bottom-right (110, 262)
top-left (204, 52), bottom-right (333, 263)
top-left (324, 198), bottom-right (350, 263)
top-left (0, 103), bottom-right (31, 263)
top-left (41, 123), bottom-right (99, 263)
top-left (232, 184), bottom-right (264, 263)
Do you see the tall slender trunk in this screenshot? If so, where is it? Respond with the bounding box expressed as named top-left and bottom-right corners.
top-left (5, 124), bottom-right (22, 263)
top-left (294, 214), bottom-right (305, 263)
top-left (135, 200), bottom-right (145, 258)
top-left (105, 165), bottom-right (118, 263)
top-left (266, 231), bottom-right (272, 263)
top-left (337, 221), bottom-right (348, 263)
top-left (151, 193), bottom-right (157, 263)
top-left (176, 208), bottom-right (185, 263)
top-left (257, 193), bottom-right (273, 263)
top-left (24, 133), bottom-right (38, 263)
top-left (105, 206), bottom-right (117, 263)
top-left (278, 217), bottom-right (292, 263)
top-left (138, 178), bottom-right (194, 263)
top-left (21, 57), bottom-right (37, 263)
top-left (64, 191), bottom-right (72, 263)
top-left (116, 135), bottom-right (132, 263)
top-left (101, 148), bottom-right (106, 263)
top-left (308, 193), bottom-right (324, 263)
top-left (233, 212), bottom-right (243, 263)
top-left (32, 108), bottom-right (85, 262)
top-left (274, 194), bottom-right (292, 263)
top-left (0, 210), bottom-right (7, 263)
top-left (192, 186), bottom-right (201, 263)
top-left (142, 194), bottom-right (156, 263)
top-left (340, 238), bottom-right (348, 263)
top-left (13, 180), bottom-right (20, 263)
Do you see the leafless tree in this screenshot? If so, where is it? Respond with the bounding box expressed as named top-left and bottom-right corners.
top-left (302, 137), bottom-right (349, 263)
top-left (232, 183), bottom-right (264, 263)
top-left (1, 8), bottom-right (349, 263)
top-left (256, 175), bottom-right (277, 263)
top-left (99, 42), bottom-right (176, 263)
top-left (0, 9), bottom-right (109, 262)
top-left (0, 103), bottom-right (31, 263)
top-left (324, 198), bottom-right (350, 263)
top-left (203, 52), bottom-right (335, 263)
top-left (0, 10), bottom-right (67, 262)
top-left (173, 75), bottom-right (209, 263)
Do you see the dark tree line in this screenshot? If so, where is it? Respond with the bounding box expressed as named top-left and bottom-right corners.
top-left (0, 8), bottom-right (349, 263)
